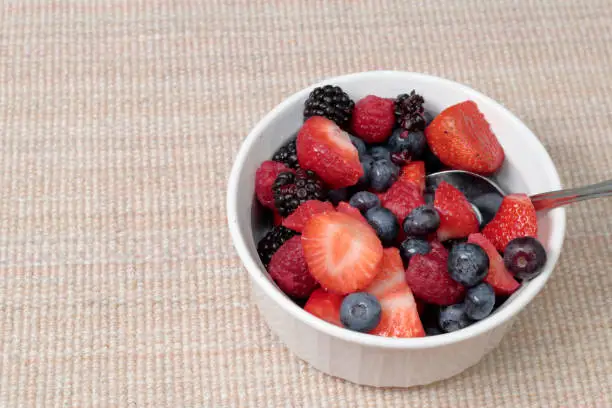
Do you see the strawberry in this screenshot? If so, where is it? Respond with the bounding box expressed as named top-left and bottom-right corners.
top-left (297, 116), bottom-right (363, 189)
top-left (268, 236), bottom-right (319, 298)
top-left (381, 180), bottom-right (425, 224)
top-left (397, 161), bottom-right (426, 193)
top-left (425, 100), bottom-right (505, 174)
top-left (365, 248), bottom-right (407, 298)
top-left (434, 181), bottom-right (479, 241)
top-left (370, 287), bottom-right (425, 338)
top-left (350, 95), bottom-right (396, 143)
top-left (304, 288), bottom-right (344, 327)
top-left (404, 240), bottom-right (466, 305)
top-left (468, 233), bottom-right (520, 295)
top-left (255, 160), bottom-right (292, 209)
top-left (273, 210), bottom-right (283, 226)
top-left (336, 202), bottom-right (369, 225)
top-left (282, 200), bottom-right (335, 232)
top-left (301, 211), bottom-right (384, 294)
top-left (482, 194), bottom-right (538, 252)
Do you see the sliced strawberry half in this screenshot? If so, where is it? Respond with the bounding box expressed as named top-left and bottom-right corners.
top-left (397, 161), bottom-right (426, 193)
top-left (282, 200), bottom-right (335, 232)
top-left (468, 233), bottom-right (520, 295)
top-left (365, 247), bottom-right (407, 298)
top-left (434, 181), bottom-right (479, 241)
top-left (425, 100), bottom-right (505, 174)
top-left (404, 240), bottom-right (466, 305)
top-left (297, 116), bottom-right (363, 189)
top-left (381, 180), bottom-right (425, 224)
top-left (301, 211), bottom-right (384, 294)
top-left (482, 194), bottom-right (538, 252)
top-left (336, 202), bottom-right (369, 225)
top-left (304, 288), bottom-right (344, 327)
top-left (370, 287), bottom-right (425, 338)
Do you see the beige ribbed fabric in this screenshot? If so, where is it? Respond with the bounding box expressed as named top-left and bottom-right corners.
top-left (0, 1), bottom-right (611, 407)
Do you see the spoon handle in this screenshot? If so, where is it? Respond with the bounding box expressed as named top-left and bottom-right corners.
top-left (530, 179), bottom-right (612, 211)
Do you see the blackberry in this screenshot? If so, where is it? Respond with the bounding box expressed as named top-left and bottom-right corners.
top-left (273, 169), bottom-right (326, 216)
top-left (395, 90), bottom-right (426, 131)
top-left (304, 85), bottom-right (354, 128)
top-left (257, 226), bottom-right (297, 267)
top-left (272, 138), bottom-right (300, 169)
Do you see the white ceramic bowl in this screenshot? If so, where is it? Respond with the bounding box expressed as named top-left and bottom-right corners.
top-left (227, 71), bottom-right (566, 387)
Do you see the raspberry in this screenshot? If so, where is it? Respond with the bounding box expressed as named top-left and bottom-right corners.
top-left (350, 95), bottom-right (395, 144)
top-left (268, 236), bottom-right (319, 298)
top-left (255, 161), bottom-right (293, 209)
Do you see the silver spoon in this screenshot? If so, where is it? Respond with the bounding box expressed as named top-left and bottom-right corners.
top-left (426, 170), bottom-right (612, 225)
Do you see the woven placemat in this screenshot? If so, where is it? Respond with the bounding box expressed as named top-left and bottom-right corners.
top-left (0, 1), bottom-right (610, 407)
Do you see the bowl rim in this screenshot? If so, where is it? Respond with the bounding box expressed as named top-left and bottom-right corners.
top-left (227, 70), bottom-right (566, 349)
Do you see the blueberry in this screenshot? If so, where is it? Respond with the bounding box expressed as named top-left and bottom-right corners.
top-left (447, 243), bottom-right (489, 287)
top-left (358, 155), bottom-right (375, 186)
top-left (424, 111), bottom-right (435, 125)
top-left (369, 145), bottom-right (391, 161)
top-left (328, 188), bottom-right (348, 205)
top-left (350, 135), bottom-right (367, 158)
top-left (340, 292), bottom-right (382, 332)
top-left (438, 303), bottom-right (472, 333)
top-left (387, 129), bottom-right (427, 165)
top-left (365, 207), bottom-right (399, 246)
top-left (503, 237), bottom-right (547, 280)
top-left (349, 191), bottom-right (380, 212)
top-left (369, 159), bottom-right (399, 192)
top-left (399, 238), bottom-right (431, 263)
top-left (472, 193), bottom-right (503, 227)
top-left (464, 283), bottom-right (495, 320)
top-left (403, 205), bottom-right (440, 236)
top-left (425, 326), bottom-right (444, 336)
top-left (424, 192), bottom-right (434, 206)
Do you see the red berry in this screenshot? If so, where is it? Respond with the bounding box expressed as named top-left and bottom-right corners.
top-left (425, 101), bottom-right (505, 174)
top-left (336, 202), bottom-right (369, 225)
top-left (434, 181), bottom-right (479, 241)
top-left (273, 210), bottom-right (283, 226)
top-left (365, 247), bottom-right (407, 298)
top-left (370, 287), bottom-right (425, 338)
top-left (381, 181), bottom-right (425, 224)
top-left (297, 116), bottom-right (363, 189)
top-left (397, 161), bottom-right (426, 193)
top-left (304, 288), bottom-right (344, 327)
top-left (268, 236), bottom-right (319, 299)
top-left (482, 194), bottom-right (538, 252)
top-left (255, 161), bottom-right (292, 209)
top-left (468, 233), bottom-right (520, 295)
top-left (282, 200), bottom-right (335, 232)
top-left (404, 241), bottom-right (466, 305)
top-left (351, 95), bottom-right (396, 143)
top-left (302, 212), bottom-right (384, 294)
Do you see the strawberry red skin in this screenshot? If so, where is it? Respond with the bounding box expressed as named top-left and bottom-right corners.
top-left (255, 161), bottom-right (292, 209)
top-left (304, 288), bottom-right (344, 327)
top-left (381, 181), bottom-right (426, 224)
top-left (434, 181), bottom-right (480, 241)
top-left (273, 211), bottom-right (283, 226)
top-left (302, 211), bottom-right (384, 294)
top-left (336, 202), bottom-right (369, 225)
top-left (282, 200), bottom-right (335, 232)
top-left (365, 247), bottom-right (407, 298)
top-left (468, 233), bottom-right (520, 295)
top-left (404, 240), bottom-right (466, 305)
top-left (398, 161), bottom-right (426, 193)
top-left (351, 95), bottom-right (396, 143)
top-left (370, 287), bottom-right (425, 338)
top-left (268, 236), bottom-right (319, 299)
top-left (297, 116), bottom-right (363, 189)
top-left (425, 101), bottom-right (505, 174)
top-left (482, 194), bottom-right (538, 252)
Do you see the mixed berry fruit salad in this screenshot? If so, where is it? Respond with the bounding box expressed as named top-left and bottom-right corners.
top-left (253, 85), bottom-right (547, 338)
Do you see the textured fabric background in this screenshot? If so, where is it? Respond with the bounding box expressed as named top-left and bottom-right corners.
top-left (0, 1), bottom-right (611, 407)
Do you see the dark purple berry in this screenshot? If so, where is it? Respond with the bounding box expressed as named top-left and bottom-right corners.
top-left (365, 207), bottom-right (399, 247)
top-left (503, 237), bottom-right (547, 280)
top-left (349, 191), bottom-right (380, 212)
top-left (438, 303), bottom-right (472, 333)
top-left (399, 238), bottom-right (431, 263)
top-left (403, 205), bottom-right (440, 236)
top-left (448, 243), bottom-right (489, 287)
top-left (464, 283), bottom-right (495, 320)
